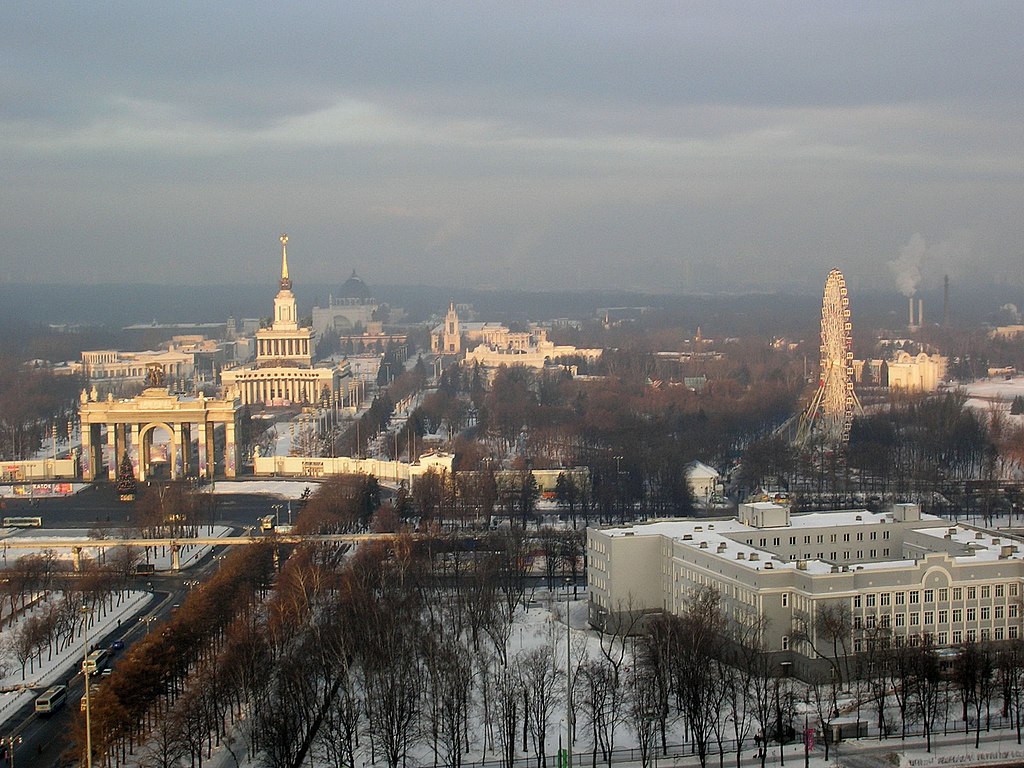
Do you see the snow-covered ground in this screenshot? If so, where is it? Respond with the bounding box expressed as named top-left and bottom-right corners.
top-left (959, 376), bottom-right (1024, 402)
top-left (0, 589), bottom-right (155, 727)
top-left (203, 479), bottom-right (318, 499)
top-left (960, 376), bottom-right (1024, 423)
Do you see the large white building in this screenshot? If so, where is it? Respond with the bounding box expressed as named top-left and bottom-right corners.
top-left (220, 237), bottom-right (352, 407)
top-left (855, 351), bottom-right (948, 392)
top-left (588, 503), bottom-right (1024, 677)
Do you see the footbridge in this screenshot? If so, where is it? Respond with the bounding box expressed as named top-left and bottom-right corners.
top-left (0, 532), bottom-right (410, 571)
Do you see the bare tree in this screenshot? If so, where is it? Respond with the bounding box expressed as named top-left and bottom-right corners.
top-left (142, 712), bottom-right (187, 768)
top-left (493, 663), bottom-right (523, 768)
top-left (626, 663), bottom-right (661, 768)
top-left (520, 645), bottom-right (563, 768)
top-left (953, 640), bottom-right (996, 748)
top-left (579, 658), bottom-right (616, 767)
top-left (908, 639), bottom-right (945, 753)
top-left (998, 638), bottom-right (1024, 745)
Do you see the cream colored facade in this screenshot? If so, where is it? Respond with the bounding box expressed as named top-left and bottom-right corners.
top-left (855, 351), bottom-right (948, 392)
top-left (220, 237), bottom-right (351, 407)
top-left (254, 451), bottom-right (454, 486)
top-left (78, 386), bottom-right (240, 482)
top-left (990, 325), bottom-right (1024, 340)
top-left (884, 350), bottom-right (948, 392)
top-left (433, 302), bottom-right (462, 354)
top-left (588, 503), bottom-right (1024, 676)
top-left (77, 349), bottom-right (193, 383)
top-left (463, 339), bottom-right (603, 372)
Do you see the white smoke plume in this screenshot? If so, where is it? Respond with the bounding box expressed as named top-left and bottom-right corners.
top-left (889, 233), bottom-right (925, 297)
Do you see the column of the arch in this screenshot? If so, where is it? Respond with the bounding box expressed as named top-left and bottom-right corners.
top-left (171, 423), bottom-right (183, 480)
top-left (81, 423), bottom-right (95, 481)
top-left (181, 423), bottom-right (191, 478)
top-left (130, 424), bottom-right (140, 477)
top-left (225, 420), bottom-right (238, 478)
top-left (197, 420), bottom-right (209, 478)
top-left (139, 429), bottom-right (149, 482)
top-left (106, 423), bottom-right (118, 481)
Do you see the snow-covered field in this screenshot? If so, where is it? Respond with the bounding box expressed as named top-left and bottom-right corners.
top-left (959, 376), bottom-right (1024, 402)
top-left (960, 376), bottom-right (1024, 423)
top-left (204, 479), bottom-right (319, 499)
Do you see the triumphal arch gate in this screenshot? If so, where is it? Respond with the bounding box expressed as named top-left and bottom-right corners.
top-left (78, 373), bottom-right (241, 482)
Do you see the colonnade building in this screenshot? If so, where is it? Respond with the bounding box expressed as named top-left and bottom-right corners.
top-left (588, 502), bottom-right (1024, 677)
top-left (220, 236), bottom-right (351, 407)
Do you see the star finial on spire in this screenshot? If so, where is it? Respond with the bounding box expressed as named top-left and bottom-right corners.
top-left (279, 234), bottom-right (292, 290)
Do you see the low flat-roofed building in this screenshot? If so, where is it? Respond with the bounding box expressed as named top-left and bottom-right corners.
top-left (588, 502), bottom-right (1024, 677)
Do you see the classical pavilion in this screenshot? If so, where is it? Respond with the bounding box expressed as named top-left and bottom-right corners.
top-left (220, 236), bottom-right (351, 407)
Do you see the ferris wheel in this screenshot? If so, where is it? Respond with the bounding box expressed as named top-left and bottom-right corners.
top-left (797, 268), bottom-right (861, 446)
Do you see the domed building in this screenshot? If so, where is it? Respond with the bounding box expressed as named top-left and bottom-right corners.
top-left (312, 269), bottom-right (381, 336)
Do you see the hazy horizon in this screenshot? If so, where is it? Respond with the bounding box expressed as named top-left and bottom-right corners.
top-left (3, 3), bottom-right (1023, 292)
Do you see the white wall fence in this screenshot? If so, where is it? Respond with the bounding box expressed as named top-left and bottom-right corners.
top-left (253, 452), bottom-right (454, 486)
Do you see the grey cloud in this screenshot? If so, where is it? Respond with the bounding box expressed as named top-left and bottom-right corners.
top-left (1, 1), bottom-right (1022, 291)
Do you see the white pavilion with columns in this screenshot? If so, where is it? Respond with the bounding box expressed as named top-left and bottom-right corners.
top-left (221, 235), bottom-right (351, 406)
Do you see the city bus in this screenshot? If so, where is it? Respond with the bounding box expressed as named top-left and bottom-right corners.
top-left (34, 684), bottom-right (68, 714)
top-left (83, 648), bottom-right (109, 674)
top-left (3, 516), bottom-right (42, 528)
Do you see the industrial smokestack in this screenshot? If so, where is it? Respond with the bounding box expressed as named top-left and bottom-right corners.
top-left (909, 295), bottom-right (915, 328)
top-left (918, 298), bottom-right (923, 327)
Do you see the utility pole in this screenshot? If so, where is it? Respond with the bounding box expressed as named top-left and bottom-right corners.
top-left (81, 605), bottom-right (93, 768)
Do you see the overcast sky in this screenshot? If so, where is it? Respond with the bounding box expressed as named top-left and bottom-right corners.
top-left (2, 2), bottom-right (1022, 294)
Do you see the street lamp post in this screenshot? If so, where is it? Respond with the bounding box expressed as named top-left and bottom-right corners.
top-left (4, 735), bottom-right (22, 768)
top-left (81, 605), bottom-right (93, 768)
top-left (803, 691), bottom-right (810, 768)
top-left (565, 577), bottom-right (573, 768)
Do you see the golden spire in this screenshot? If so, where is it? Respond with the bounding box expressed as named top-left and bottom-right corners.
top-left (279, 234), bottom-right (292, 290)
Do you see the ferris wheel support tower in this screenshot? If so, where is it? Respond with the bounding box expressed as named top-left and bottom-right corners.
top-left (797, 268), bottom-right (862, 446)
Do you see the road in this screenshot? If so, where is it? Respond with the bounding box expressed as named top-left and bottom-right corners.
top-left (3, 481), bottom-right (291, 530)
top-left (0, 484), bottom-right (266, 767)
top-left (3, 551), bottom-right (227, 767)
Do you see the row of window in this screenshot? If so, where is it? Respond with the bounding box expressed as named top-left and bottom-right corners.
top-left (853, 625), bottom-right (1019, 652)
top-left (854, 583), bottom-right (1018, 609)
top-left (793, 549), bottom-right (892, 561)
top-left (750, 530), bottom-right (892, 548)
top-left (854, 603), bottom-right (1019, 629)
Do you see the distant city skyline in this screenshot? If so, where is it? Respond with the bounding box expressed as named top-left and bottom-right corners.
top-left (2, 3), bottom-right (1022, 292)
